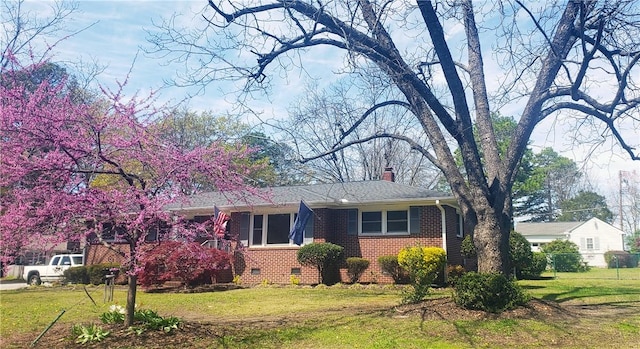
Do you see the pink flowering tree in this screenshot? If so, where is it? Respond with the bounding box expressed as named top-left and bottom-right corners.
top-left (0, 60), bottom-right (259, 326)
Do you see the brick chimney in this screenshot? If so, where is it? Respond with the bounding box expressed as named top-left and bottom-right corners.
top-left (382, 167), bottom-right (395, 182)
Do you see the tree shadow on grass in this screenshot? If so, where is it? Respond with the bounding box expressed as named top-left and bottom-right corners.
top-left (538, 286), bottom-right (640, 304)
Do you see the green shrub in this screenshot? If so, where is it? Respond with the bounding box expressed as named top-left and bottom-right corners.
top-left (297, 242), bottom-right (344, 285)
top-left (446, 264), bottom-right (466, 286)
top-left (604, 250), bottom-right (639, 268)
top-left (377, 255), bottom-right (410, 284)
top-left (520, 251), bottom-right (548, 279)
top-left (346, 257), bottom-right (370, 284)
top-left (397, 246), bottom-right (446, 303)
top-left (87, 263), bottom-right (120, 285)
top-left (64, 266), bottom-right (89, 284)
top-left (461, 235), bottom-right (477, 258)
top-left (510, 231), bottom-right (533, 279)
top-left (542, 240), bottom-right (585, 272)
top-left (453, 272), bottom-right (530, 313)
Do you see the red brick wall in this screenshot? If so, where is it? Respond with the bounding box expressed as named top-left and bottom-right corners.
top-left (85, 205), bottom-right (465, 286)
top-left (86, 244), bottom-right (128, 265)
top-left (444, 205), bottom-right (465, 267)
top-left (235, 206), bottom-right (451, 285)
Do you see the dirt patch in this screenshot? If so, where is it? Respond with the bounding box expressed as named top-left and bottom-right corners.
top-left (392, 297), bottom-right (576, 321)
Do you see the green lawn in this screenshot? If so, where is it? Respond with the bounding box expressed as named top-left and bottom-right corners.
top-left (1, 273), bottom-right (639, 348)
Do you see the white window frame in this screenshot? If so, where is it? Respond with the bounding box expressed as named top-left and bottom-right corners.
top-left (586, 237), bottom-right (594, 250)
top-left (249, 212), bottom-right (313, 247)
top-left (358, 207), bottom-right (411, 236)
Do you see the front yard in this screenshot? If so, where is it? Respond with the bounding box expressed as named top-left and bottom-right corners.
top-left (1, 272), bottom-right (639, 348)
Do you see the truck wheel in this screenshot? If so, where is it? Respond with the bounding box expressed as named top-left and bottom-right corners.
top-left (28, 274), bottom-right (41, 286)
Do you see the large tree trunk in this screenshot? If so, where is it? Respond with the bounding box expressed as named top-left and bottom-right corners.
top-left (125, 241), bottom-right (138, 327)
top-left (473, 208), bottom-right (511, 274)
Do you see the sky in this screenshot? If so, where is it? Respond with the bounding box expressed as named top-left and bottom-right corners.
top-left (9, 0), bottom-right (640, 218)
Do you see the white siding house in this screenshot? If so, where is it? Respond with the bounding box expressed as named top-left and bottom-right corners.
top-left (515, 217), bottom-right (625, 267)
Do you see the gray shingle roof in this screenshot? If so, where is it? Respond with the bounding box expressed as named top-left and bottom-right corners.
top-left (515, 221), bottom-right (586, 237)
top-left (167, 180), bottom-right (453, 212)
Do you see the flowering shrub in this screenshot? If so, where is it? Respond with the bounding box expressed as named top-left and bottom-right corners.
top-left (397, 246), bottom-right (446, 303)
top-left (138, 241), bottom-right (231, 288)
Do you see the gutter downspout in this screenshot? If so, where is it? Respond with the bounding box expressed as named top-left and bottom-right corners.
top-left (435, 200), bottom-right (448, 285)
top-left (435, 200), bottom-right (447, 253)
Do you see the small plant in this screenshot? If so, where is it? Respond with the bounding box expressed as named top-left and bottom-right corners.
top-left (131, 308), bottom-right (182, 334)
top-left (260, 278), bottom-right (271, 286)
top-left (453, 272), bottom-right (530, 313)
top-left (72, 324), bottom-right (110, 344)
top-left (346, 257), bottom-right (370, 284)
top-left (100, 304), bottom-right (126, 324)
top-left (289, 274), bottom-right (300, 285)
top-left (232, 275), bottom-right (242, 285)
top-left (460, 235), bottom-right (477, 258)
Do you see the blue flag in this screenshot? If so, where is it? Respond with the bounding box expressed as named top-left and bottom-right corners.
top-left (289, 201), bottom-right (312, 246)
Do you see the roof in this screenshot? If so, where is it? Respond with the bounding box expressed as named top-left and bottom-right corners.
top-left (515, 221), bottom-right (586, 237)
top-left (167, 180), bottom-right (454, 212)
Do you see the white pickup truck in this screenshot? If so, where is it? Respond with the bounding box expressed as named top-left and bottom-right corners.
top-left (23, 254), bottom-right (84, 285)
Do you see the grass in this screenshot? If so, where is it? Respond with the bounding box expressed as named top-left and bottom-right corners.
top-left (1, 271), bottom-right (639, 348)
top-left (520, 271), bottom-right (640, 304)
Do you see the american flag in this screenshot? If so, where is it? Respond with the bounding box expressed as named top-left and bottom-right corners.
top-left (213, 206), bottom-right (229, 237)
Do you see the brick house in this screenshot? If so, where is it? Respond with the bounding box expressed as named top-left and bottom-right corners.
top-left (86, 169), bottom-right (467, 285)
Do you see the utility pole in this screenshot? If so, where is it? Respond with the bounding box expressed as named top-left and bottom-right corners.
top-left (620, 170), bottom-right (624, 231)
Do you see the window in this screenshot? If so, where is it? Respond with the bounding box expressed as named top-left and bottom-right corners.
top-left (60, 256), bottom-right (71, 265)
top-left (455, 211), bottom-right (463, 237)
top-left (387, 211), bottom-right (408, 233)
top-left (586, 238), bottom-right (594, 250)
top-left (362, 211), bottom-right (382, 234)
top-left (72, 256), bottom-right (84, 265)
top-left (357, 208), bottom-right (414, 235)
top-left (249, 212), bottom-right (314, 247)
top-left (267, 214), bottom-right (290, 244)
top-left (581, 237), bottom-right (599, 251)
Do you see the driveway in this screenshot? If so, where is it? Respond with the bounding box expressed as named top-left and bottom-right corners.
top-left (0, 280), bottom-right (27, 291)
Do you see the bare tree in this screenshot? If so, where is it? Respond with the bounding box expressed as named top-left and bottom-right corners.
top-left (619, 170), bottom-right (640, 235)
top-left (149, 1), bottom-right (640, 274)
top-left (282, 76), bottom-right (440, 185)
top-left (1, 0), bottom-right (78, 69)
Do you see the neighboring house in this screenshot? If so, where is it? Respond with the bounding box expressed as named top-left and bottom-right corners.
top-left (515, 217), bottom-right (625, 267)
top-left (87, 168), bottom-right (467, 284)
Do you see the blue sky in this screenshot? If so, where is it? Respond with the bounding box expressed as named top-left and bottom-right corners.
top-left (13, 0), bottom-right (640, 210)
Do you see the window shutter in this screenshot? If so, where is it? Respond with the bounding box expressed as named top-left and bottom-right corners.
top-left (594, 237), bottom-right (600, 250)
top-left (580, 237), bottom-right (586, 250)
top-left (239, 212), bottom-right (250, 246)
top-left (409, 206), bottom-right (421, 235)
top-left (347, 209), bottom-right (358, 235)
